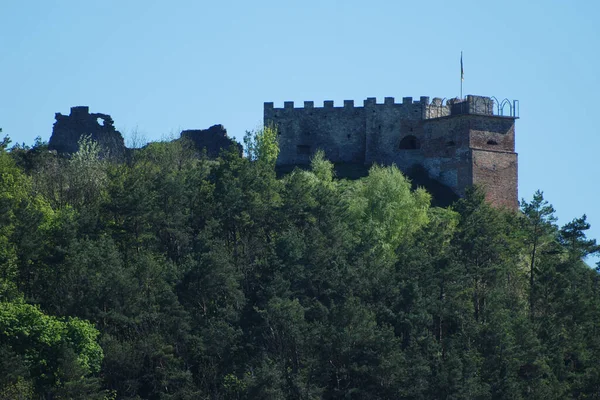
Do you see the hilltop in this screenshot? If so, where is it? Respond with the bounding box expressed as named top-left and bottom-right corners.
top-left (1, 126), bottom-right (599, 398)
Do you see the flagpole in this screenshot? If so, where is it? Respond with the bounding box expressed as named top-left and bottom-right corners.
top-left (460, 51), bottom-right (463, 100)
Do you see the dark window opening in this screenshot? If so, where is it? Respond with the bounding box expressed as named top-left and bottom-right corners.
top-left (410, 127), bottom-right (413, 132)
top-left (297, 145), bottom-right (311, 155)
top-left (399, 135), bottom-right (420, 150)
top-left (447, 141), bottom-right (455, 146)
top-left (487, 140), bottom-right (498, 145)
top-left (347, 134), bottom-right (351, 139)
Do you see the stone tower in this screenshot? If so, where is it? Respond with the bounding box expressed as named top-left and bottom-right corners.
top-left (264, 95), bottom-right (518, 209)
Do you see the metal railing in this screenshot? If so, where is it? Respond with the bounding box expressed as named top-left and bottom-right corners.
top-left (427, 96), bottom-right (519, 119)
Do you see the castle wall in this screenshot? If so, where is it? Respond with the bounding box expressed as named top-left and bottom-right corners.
top-left (463, 114), bottom-right (518, 208)
top-left (471, 149), bottom-right (518, 209)
top-left (266, 95), bottom-right (518, 209)
top-left (419, 116), bottom-right (473, 195)
top-left (265, 101), bottom-right (366, 165)
top-left (467, 116), bottom-right (515, 152)
top-left (364, 97), bottom-right (427, 165)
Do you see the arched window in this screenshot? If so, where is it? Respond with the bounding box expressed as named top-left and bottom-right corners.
top-left (487, 140), bottom-right (498, 145)
top-left (399, 135), bottom-right (420, 150)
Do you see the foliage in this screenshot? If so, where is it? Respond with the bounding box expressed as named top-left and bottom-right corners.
top-left (346, 163), bottom-right (430, 262)
top-left (0, 300), bottom-right (103, 396)
top-left (243, 124), bottom-right (279, 166)
top-left (1, 134), bottom-right (600, 398)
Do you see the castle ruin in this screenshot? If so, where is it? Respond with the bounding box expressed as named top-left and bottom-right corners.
top-left (265, 95), bottom-right (519, 209)
top-left (49, 107), bottom-right (240, 160)
top-left (50, 106), bottom-right (127, 159)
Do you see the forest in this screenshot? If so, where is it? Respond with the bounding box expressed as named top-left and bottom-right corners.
top-left (1, 127), bottom-right (600, 399)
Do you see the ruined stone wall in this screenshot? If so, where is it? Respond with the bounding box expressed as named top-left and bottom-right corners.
top-left (50, 106), bottom-right (126, 159)
top-left (180, 124), bottom-right (242, 157)
top-left (49, 107), bottom-right (242, 162)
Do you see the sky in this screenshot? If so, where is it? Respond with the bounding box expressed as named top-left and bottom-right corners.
top-left (1, 0), bottom-right (599, 262)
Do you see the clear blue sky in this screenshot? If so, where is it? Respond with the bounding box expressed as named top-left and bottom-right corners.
top-left (2, 0), bottom-right (599, 261)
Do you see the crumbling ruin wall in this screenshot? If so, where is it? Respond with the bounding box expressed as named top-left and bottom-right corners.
top-left (49, 106), bottom-right (126, 159)
top-left (180, 124), bottom-right (242, 157)
top-left (49, 107), bottom-right (242, 162)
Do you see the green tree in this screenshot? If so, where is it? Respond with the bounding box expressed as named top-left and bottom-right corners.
top-left (0, 300), bottom-right (103, 397)
top-left (559, 214), bottom-right (600, 262)
top-left (346, 164), bottom-right (430, 264)
top-left (520, 190), bottom-right (558, 321)
top-left (0, 140), bottom-right (29, 298)
top-left (243, 124), bottom-right (279, 167)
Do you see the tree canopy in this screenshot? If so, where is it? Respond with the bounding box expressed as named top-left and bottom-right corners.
top-left (1, 132), bottom-right (599, 399)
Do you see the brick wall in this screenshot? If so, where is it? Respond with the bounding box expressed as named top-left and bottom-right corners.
top-left (471, 149), bottom-right (518, 209)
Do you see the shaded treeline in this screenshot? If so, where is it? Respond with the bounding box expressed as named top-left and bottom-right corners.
top-left (1, 130), bottom-right (599, 399)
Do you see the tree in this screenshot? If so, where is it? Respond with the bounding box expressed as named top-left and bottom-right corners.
top-left (520, 190), bottom-right (558, 320)
top-left (243, 124), bottom-right (279, 167)
top-left (559, 214), bottom-right (600, 262)
top-left (5, 127), bottom-right (600, 398)
top-left (345, 164), bottom-right (430, 264)
top-left (0, 140), bottom-right (28, 299)
top-left (0, 300), bottom-right (103, 397)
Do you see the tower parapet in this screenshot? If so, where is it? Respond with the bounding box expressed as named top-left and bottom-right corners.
top-left (449, 95), bottom-right (494, 116)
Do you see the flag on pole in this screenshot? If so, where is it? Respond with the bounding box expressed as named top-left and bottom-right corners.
top-left (461, 51), bottom-right (464, 81)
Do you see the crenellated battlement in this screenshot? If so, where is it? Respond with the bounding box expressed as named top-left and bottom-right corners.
top-left (266, 96), bottom-right (443, 111)
top-left (265, 95), bottom-right (518, 119)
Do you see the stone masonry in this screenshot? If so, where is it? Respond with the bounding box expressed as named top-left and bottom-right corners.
top-left (49, 106), bottom-right (127, 159)
top-left (264, 95), bottom-right (519, 209)
top-left (180, 125), bottom-right (242, 158)
top-left (49, 107), bottom-right (241, 161)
